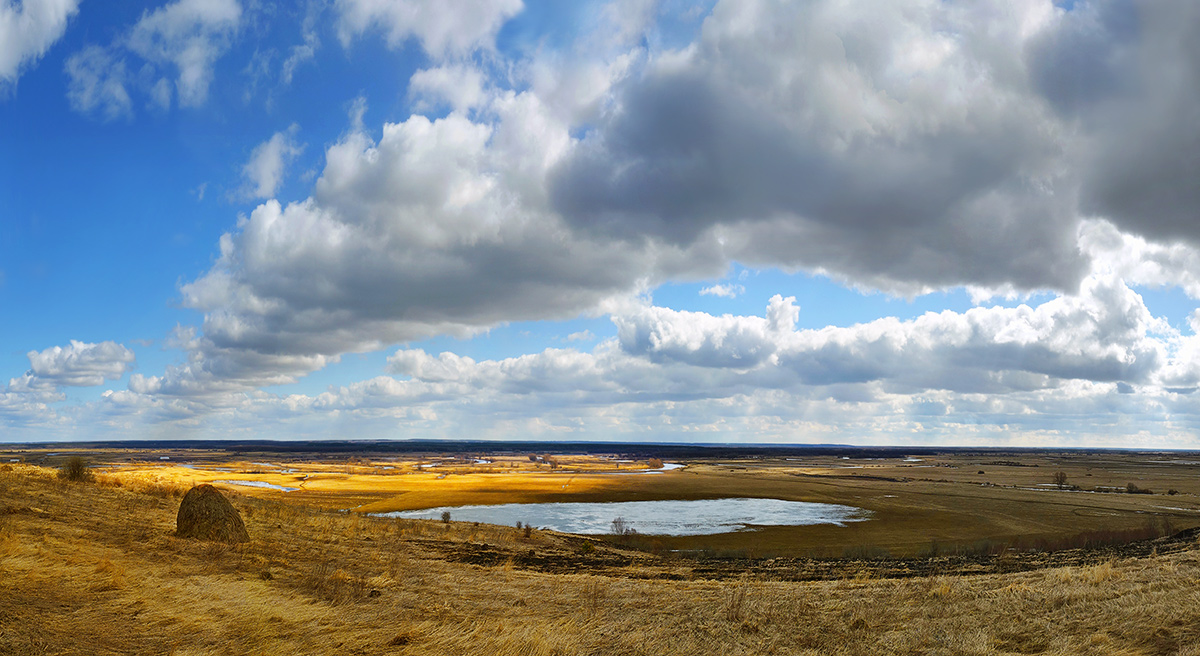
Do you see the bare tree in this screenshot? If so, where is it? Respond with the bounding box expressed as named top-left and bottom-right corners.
top-left (1053, 471), bottom-right (1068, 489)
top-left (610, 517), bottom-right (632, 536)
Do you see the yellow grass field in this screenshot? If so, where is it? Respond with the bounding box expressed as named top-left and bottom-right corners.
top-left (16, 448), bottom-right (1200, 557)
top-left (3, 452), bottom-right (1200, 655)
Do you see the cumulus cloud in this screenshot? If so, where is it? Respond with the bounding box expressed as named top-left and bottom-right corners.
top-left (0, 0), bottom-right (79, 89)
top-left (1079, 219), bottom-right (1200, 297)
top-left (19, 273), bottom-right (1197, 445)
top-left (538, 0), bottom-right (1200, 297)
top-left (87, 0), bottom-right (1200, 448)
top-left (64, 45), bottom-right (133, 121)
top-left (240, 125), bottom-right (304, 199)
top-left (172, 90), bottom-right (719, 395)
top-left (550, 0), bottom-right (1086, 294)
top-left (370, 274), bottom-right (1182, 424)
top-left (1, 340), bottom-right (135, 424)
top-left (25, 340), bottom-right (137, 387)
top-left (270, 278), bottom-right (1192, 444)
top-left (618, 279), bottom-right (1174, 393)
top-left (334, 0), bottom-right (522, 59)
top-left (126, 325), bottom-right (331, 400)
top-left (409, 64), bottom-right (485, 112)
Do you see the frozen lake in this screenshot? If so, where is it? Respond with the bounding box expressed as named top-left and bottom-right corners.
top-left (373, 497), bottom-right (869, 536)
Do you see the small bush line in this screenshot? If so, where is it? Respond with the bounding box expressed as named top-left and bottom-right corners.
top-left (912, 522), bottom-right (1174, 558)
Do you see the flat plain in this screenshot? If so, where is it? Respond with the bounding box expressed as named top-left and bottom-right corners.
top-left (3, 445), bottom-right (1200, 654)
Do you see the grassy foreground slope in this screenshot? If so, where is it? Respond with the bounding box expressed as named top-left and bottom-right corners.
top-left (2, 465), bottom-right (1200, 655)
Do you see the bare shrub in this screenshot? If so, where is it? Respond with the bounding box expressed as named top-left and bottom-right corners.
top-left (441, 511), bottom-right (452, 524)
top-left (58, 456), bottom-right (91, 482)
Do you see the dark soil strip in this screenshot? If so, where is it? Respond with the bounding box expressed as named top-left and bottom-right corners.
top-left (423, 528), bottom-right (1200, 581)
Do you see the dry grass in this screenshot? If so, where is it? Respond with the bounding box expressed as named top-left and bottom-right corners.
top-left (3, 463), bottom-right (1200, 655)
top-left (39, 448), bottom-right (1200, 558)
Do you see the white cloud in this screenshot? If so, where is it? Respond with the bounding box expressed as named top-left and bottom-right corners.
top-left (171, 91), bottom-right (708, 396)
top-left (63, 0), bottom-right (242, 117)
top-left (1079, 219), bottom-right (1200, 299)
top-left (566, 330), bottom-right (594, 342)
top-left (699, 283), bottom-right (744, 298)
top-left (15, 273), bottom-right (1200, 446)
top-left (281, 29), bottom-right (318, 86)
top-left (240, 125), bottom-right (303, 199)
top-left (409, 64), bottom-right (485, 112)
top-left (1, 340), bottom-right (135, 424)
top-left (618, 278), bottom-right (1174, 393)
top-left (126, 0), bottom-right (242, 107)
top-left (615, 294), bottom-right (799, 370)
top-left (64, 45), bottom-right (133, 121)
top-left (148, 76), bottom-right (172, 110)
top-left (56, 0), bottom-right (1200, 448)
top-left (126, 325), bottom-right (333, 399)
top-left (598, 0), bottom-right (659, 50)
top-left (271, 276), bottom-right (1188, 444)
top-left (280, 3), bottom-right (322, 87)
top-left (334, 0), bottom-right (522, 59)
top-left (25, 340), bottom-right (137, 387)
top-left (0, 0), bottom-right (79, 89)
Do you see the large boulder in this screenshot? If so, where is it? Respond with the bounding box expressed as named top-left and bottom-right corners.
top-left (176, 484), bottom-right (249, 543)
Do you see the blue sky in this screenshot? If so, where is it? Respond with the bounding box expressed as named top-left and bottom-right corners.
top-left (4, 0), bottom-right (1200, 446)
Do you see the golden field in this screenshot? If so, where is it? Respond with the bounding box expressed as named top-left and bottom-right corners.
top-left (3, 448), bottom-right (1200, 654)
top-left (14, 447), bottom-right (1200, 557)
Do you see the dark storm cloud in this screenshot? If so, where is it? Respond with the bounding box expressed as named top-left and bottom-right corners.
top-left (550, 0), bottom-right (1089, 293)
top-left (1069, 3), bottom-right (1200, 245)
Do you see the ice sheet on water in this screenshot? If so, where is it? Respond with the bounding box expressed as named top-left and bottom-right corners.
top-left (373, 497), bottom-right (869, 536)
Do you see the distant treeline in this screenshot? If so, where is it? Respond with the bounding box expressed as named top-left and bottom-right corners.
top-left (10, 439), bottom-right (1200, 462)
